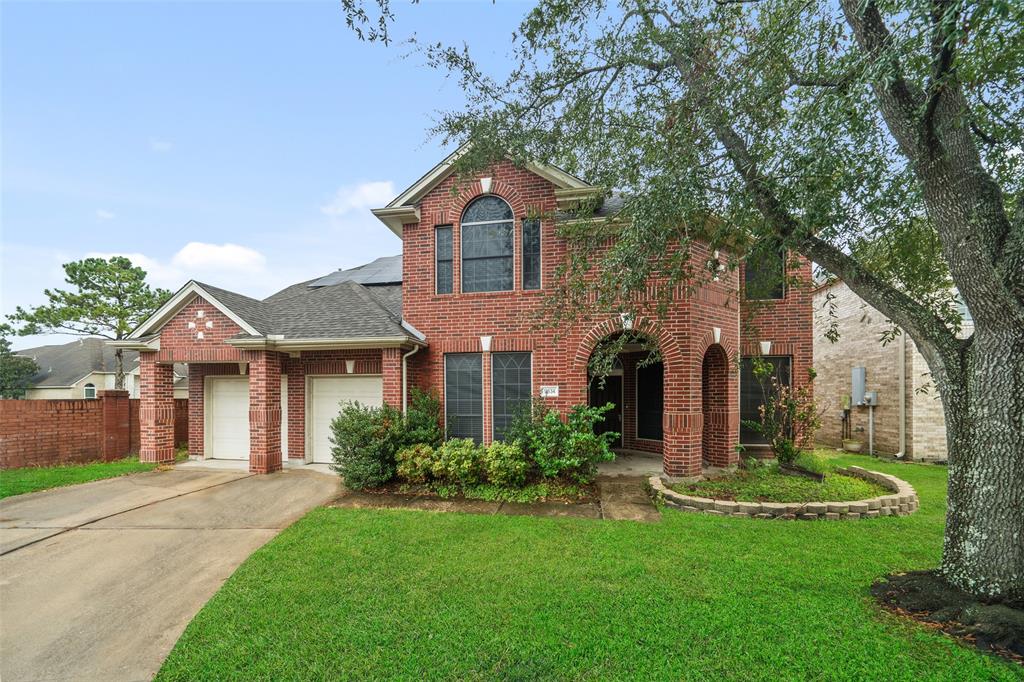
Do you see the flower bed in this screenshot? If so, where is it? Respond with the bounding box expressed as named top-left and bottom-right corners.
top-left (649, 466), bottom-right (920, 520)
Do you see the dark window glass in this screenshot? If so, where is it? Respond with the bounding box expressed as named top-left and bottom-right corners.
top-left (492, 352), bottom-right (532, 441)
top-left (461, 196), bottom-right (514, 293)
top-left (744, 248), bottom-right (786, 300)
top-left (522, 219), bottom-right (541, 290)
top-left (636, 361), bottom-right (664, 440)
top-left (739, 356), bottom-right (792, 444)
top-left (445, 353), bottom-right (483, 443)
top-left (435, 225), bottom-right (453, 294)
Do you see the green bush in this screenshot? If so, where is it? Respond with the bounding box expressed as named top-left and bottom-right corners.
top-left (482, 440), bottom-right (528, 487)
top-left (510, 403), bottom-right (617, 484)
top-left (396, 443), bottom-right (436, 483)
top-left (329, 402), bottom-right (406, 490)
top-left (432, 438), bottom-right (484, 486)
top-left (404, 388), bottom-right (443, 448)
top-left (793, 450), bottom-right (834, 475)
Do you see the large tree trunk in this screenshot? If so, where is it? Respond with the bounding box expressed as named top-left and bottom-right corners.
top-left (114, 347), bottom-right (125, 391)
top-left (939, 328), bottom-right (1024, 601)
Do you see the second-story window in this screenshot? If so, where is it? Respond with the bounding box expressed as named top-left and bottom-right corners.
top-left (744, 247), bottom-right (786, 300)
top-left (522, 218), bottom-right (541, 290)
top-left (461, 195), bottom-right (514, 293)
top-left (436, 225), bottom-right (453, 294)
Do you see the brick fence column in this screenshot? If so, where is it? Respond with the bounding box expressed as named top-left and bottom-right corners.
top-left (382, 347), bottom-right (403, 410)
top-left (99, 390), bottom-right (131, 460)
top-left (139, 353), bottom-right (176, 464)
top-left (248, 351), bottom-right (282, 474)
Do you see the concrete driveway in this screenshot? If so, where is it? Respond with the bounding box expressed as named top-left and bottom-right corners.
top-left (0, 467), bottom-right (339, 682)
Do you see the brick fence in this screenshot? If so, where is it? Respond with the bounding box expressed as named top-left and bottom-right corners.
top-left (0, 391), bottom-right (188, 469)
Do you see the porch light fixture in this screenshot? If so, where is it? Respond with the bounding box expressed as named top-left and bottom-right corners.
top-left (713, 327), bottom-right (722, 344)
top-left (619, 312), bottom-right (634, 330)
top-left (345, 360), bottom-right (356, 374)
top-left (759, 340), bottom-right (772, 355)
top-left (480, 335), bottom-right (492, 352)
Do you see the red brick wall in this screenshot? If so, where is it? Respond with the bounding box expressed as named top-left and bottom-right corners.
top-left (154, 295), bottom-right (245, 363)
top-left (400, 161), bottom-right (750, 475)
top-left (1, 393), bottom-right (187, 469)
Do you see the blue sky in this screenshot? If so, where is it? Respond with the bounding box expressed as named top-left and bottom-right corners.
top-left (2, 0), bottom-right (531, 349)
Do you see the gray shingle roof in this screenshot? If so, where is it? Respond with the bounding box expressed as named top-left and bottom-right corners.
top-left (191, 256), bottom-right (410, 343)
top-left (16, 339), bottom-right (187, 388)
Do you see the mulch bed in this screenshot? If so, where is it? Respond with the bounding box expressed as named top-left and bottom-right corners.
top-left (872, 570), bottom-right (1024, 665)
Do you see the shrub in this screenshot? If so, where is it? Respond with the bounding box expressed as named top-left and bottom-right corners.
top-left (511, 403), bottom-right (617, 484)
top-left (432, 438), bottom-right (484, 486)
top-left (482, 440), bottom-right (528, 487)
top-left (396, 443), bottom-right (436, 483)
top-left (329, 401), bottom-right (405, 490)
top-left (793, 450), bottom-right (834, 475)
top-left (404, 388), bottom-right (443, 448)
top-left (742, 359), bottom-right (822, 465)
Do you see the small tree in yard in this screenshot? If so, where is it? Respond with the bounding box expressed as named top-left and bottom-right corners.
top-left (6, 257), bottom-right (171, 390)
top-left (339, 0), bottom-right (1024, 602)
top-left (0, 327), bottom-right (38, 399)
top-left (742, 358), bottom-right (821, 465)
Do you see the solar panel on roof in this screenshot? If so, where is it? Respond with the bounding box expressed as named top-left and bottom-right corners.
top-left (308, 255), bottom-right (402, 287)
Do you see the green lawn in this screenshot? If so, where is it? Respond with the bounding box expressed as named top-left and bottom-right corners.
top-left (672, 464), bottom-right (889, 502)
top-left (0, 454), bottom-right (178, 499)
top-left (157, 451), bottom-right (1022, 681)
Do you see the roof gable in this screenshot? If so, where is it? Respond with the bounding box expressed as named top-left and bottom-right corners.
top-left (128, 281), bottom-right (263, 339)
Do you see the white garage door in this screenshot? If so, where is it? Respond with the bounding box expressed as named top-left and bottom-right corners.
top-left (309, 376), bottom-right (383, 463)
top-left (206, 377), bottom-right (250, 460)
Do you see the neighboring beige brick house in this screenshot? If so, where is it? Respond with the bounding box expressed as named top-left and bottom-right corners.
top-left (812, 280), bottom-right (964, 462)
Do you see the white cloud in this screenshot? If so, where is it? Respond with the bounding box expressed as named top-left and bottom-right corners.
top-left (321, 180), bottom-right (394, 216)
top-left (149, 138), bottom-right (173, 153)
top-left (86, 242), bottom-right (267, 291)
top-left (171, 242), bottom-right (266, 271)
top-left (95, 209), bottom-right (115, 220)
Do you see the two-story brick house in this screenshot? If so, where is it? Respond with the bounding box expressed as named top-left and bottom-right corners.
top-left (119, 148), bottom-right (812, 478)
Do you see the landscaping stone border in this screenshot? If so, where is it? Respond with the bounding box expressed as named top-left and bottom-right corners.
top-left (648, 466), bottom-right (919, 520)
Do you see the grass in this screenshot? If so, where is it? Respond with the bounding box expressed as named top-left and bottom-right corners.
top-left (157, 450), bottom-right (1022, 681)
top-left (0, 449), bottom-right (187, 499)
top-left (672, 463), bottom-right (889, 503)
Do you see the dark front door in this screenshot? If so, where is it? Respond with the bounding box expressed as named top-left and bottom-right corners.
top-left (589, 375), bottom-right (623, 447)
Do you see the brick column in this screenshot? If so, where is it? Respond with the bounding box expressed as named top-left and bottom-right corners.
top-left (139, 354), bottom-right (176, 464)
top-left (248, 351), bottom-right (282, 474)
top-left (99, 390), bottom-right (131, 461)
top-left (382, 347), bottom-right (403, 409)
top-left (662, 411), bottom-right (703, 477)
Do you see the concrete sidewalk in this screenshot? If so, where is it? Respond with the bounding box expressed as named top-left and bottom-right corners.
top-left (0, 468), bottom-right (339, 682)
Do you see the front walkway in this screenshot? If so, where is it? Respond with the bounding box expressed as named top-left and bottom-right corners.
top-left (0, 468), bottom-right (338, 682)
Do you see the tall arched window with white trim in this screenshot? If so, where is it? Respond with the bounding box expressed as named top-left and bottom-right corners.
top-left (461, 195), bottom-right (514, 293)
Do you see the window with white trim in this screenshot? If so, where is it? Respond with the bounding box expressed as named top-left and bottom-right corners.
top-left (84, 383), bottom-right (97, 399)
top-left (445, 353), bottom-right (483, 443)
top-left (461, 196), bottom-right (514, 293)
top-left (492, 352), bottom-right (531, 441)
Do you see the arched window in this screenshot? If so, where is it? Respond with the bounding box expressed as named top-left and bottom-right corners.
top-left (461, 195), bottom-right (514, 293)
top-left (84, 383), bottom-right (97, 399)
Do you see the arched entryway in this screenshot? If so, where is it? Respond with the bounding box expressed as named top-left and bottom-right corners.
top-left (701, 343), bottom-right (732, 467)
top-left (586, 332), bottom-right (665, 458)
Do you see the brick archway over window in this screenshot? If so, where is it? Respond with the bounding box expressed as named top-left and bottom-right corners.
top-left (701, 343), bottom-right (734, 467)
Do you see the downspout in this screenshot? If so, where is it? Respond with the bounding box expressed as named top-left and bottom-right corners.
top-left (401, 345), bottom-right (421, 414)
top-left (896, 331), bottom-right (907, 459)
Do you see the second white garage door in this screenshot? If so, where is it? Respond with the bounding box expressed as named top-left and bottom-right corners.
top-left (308, 376), bottom-right (383, 463)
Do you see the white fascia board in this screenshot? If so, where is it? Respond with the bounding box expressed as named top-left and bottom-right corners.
top-left (370, 206), bottom-right (420, 238)
top-left (226, 336), bottom-right (426, 351)
top-left (108, 337), bottom-right (161, 351)
top-left (377, 143), bottom-right (592, 222)
top-left (128, 281), bottom-right (261, 339)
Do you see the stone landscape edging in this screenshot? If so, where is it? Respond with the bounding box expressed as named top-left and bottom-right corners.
top-left (648, 465), bottom-right (919, 520)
